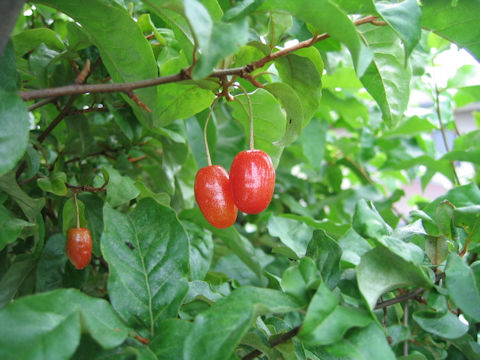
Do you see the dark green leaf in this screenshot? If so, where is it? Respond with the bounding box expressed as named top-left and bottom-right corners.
top-left (36, 234), bottom-right (67, 293)
top-left (62, 197), bottom-right (88, 235)
top-left (306, 230), bottom-right (342, 289)
top-left (268, 215), bottom-right (313, 258)
top-left (0, 204), bottom-right (33, 251)
top-left (265, 82), bottom-right (304, 146)
top-left (298, 283), bottom-right (371, 346)
top-left (359, 24), bottom-right (411, 127)
top-left (101, 199), bottom-right (189, 335)
top-left (0, 258), bottom-right (36, 309)
top-left (445, 253), bottom-right (480, 322)
top-left (281, 257), bottom-right (318, 305)
top-left (0, 289), bottom-right (129, 359)
top-left (104, 166), bottom-right (140, 207)
top-left (183, 220), bottom-right (214, 281)
top-left (150, 319), bottom-right (193, 359)
top-left (353, 199), bottom-right (391, 241)
top-left (357, 246), bottom-right (432, 309)
top-left (413, 310), bottom-right (468, 339)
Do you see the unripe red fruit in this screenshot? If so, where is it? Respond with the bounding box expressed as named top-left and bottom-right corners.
top-left (194, 165), bottom-right (238, 229)
top-left (66, 227), bottom-right (92, 270)
top-left (229, 149), bottom-right (275, 214)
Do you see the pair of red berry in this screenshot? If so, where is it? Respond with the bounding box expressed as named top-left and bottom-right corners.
top-left (194, 149), bottom-right (275, 229)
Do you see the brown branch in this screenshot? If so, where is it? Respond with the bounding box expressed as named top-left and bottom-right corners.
top-left (375, 288), bottom-right (425, 310)
top-left (18, 16), bottom-right (384, 102)
top-left (66, 180), bottom-right (108, 194)
top-left (242, 325), bottom-right (301, 360)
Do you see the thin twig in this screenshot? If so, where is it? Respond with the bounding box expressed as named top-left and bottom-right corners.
top-left (18, 16), bottom-right (384, 101)
top-left (374, 288), bottom-right (425, 310)
top-left (403, 301), bottom-right (409, 356)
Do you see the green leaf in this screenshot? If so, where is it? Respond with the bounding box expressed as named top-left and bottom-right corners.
top-left (62, 197), bottom-right (87, 235)
top-left (0, 258), bottom-right (36, 309)
top-left (184, 0), bottom-right (249, 79)
top-left (357, 246), bottom-right (432, 309)
top-left (101, 199), bottom-right (189, 335)
top-left (413, 310), bottom-right (468, 339)
top-left (0, 289), bottom-right (129, 360)
top-left (353, 199), bottom-right (391, 241)
top-left (445, 253), bottom-right (480, 322)
top-left (383, 116), bottom-right (437, 137)
top-left (0, 41), bottom-right (17, 92)
top-left (12, 28), bottom-right (65, 56)
top-left (155, 82), bottom-right (215, 127)
top-left (0, 90), bottom-right (30, 177)
top-left (104, 166), bottom-right (140, 207)
top-left (264, 82), bottom-right (304, 146)
top-left (261, 0), bottom-right (372, 76)
top-left (300, 118), bottom-right (328, 170)
top-left (374, 0), bottom-right (421, 59)
top-left (425, 236), bottom-right (448, 266)
top-left (37, 172), bottom-right (68, 196)
top-left (36, 234), bottom-right (67, 293)
top-left (0, 172), bottom-right (45, 221)
top-left (281, 257), bottom-right (318, 305)
top-left (359, 24), bottom-right (411, 127)
top-left (268, 215), bottom-right (313, 258)
top-left (325, 323), bottom-right (395, 360)
top-left (183, 286), bottom-right (301, 360)
top-left (183, 220), bottom-right (214, 281)
top-left (150, 319), bottom-right (193, 359)
top-left (230, 88), bottom-right (286, 166)
top-left (306, 230), bottom-right (342, 289)
top-left (422, 0), bottom-right (480, 62)
top-left (298, 283), bottom-right (371, 346)
top-left (338, 228), bottom-right (373, 267)
top-left (34, 0), bottom-right (158, 123)
top-left (274, 48), bottom-right (323, 124)
top-left (0, 204), bottom-right (33, 251)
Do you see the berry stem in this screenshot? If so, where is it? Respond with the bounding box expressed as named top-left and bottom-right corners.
top-left (74, 192), bottom-right (80, 228)
top-left (235, 84), bottom-right (254, 150)
top-left (203, 97), bottom-right (219, 167)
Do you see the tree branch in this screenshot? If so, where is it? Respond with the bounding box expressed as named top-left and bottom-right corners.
top-left (242, 325), bottom-right (301, 360)
top-left (18, 16), bottom-right (384, 102)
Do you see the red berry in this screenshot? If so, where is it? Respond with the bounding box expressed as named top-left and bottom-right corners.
top-left (66, 227), bottom-right (92, 270)
top-left (229, 150), bottom-right (275, 214)
top-left (194, 165), bottom-right (238, 229)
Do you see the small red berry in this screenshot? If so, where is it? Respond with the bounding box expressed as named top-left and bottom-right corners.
top-left (66, 227), bottom-right (92, 270)
top-left (194, 165), bottom-right (238, 229)
top-left (229, 149), bottom-right (275, 214)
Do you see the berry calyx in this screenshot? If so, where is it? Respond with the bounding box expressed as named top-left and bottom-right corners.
top-left (229, 149), bottom-right (275, 214)
top-left (194, 165), bottom-right (238, 229)
top-left (66, 227), bottom-right (92, 270)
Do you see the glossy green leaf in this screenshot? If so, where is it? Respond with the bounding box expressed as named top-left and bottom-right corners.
top-left (357, 246), bottom-right (432, 309)
top-left (37, 172), bottom-right (68, 196)
top-left (413, 310), bottom-right (468, 339)
top-left (36, 234), bottom-right (67, 293)
top-left (0, 173), bottom-right (45, 221)
top-left (274, 48), bottom-right (323, 124)
top-left (353, 199), bottom-right (391, 241)
top-left (0, 204), bottom-right (33, 251)
top-left (104, 166), bottom-right (140, 207)
top-left (180, 208), bottom-right (262, 277)
top-left (0, 89), bottom-right (29, 178)
top-left (0, 289), bottom-right (129, 360)
top-left (383, 116), bottom-right (437, 137)
top-left (268, 215), bottom-right (313, 258)
top-left (0, 258), bottom-right (36, 309)
top-left (359, 24), bottom-right (411, 127)
top-left (155, 83), bottom-right (215, 127)
top-left (34, 0), bottom-right (158, 123)
top-left (338, 228), bottom-right (373, 267)
top-left (374, 0), bottom-right (421, 59)
top-left (183, 220), bottom-right (214, 281)
top-left (101, 199), bottom-right (189, 335)
top-left (422, 0), bottom-right (480, 61)
top-left (261, 0), bottom-right (372, 76)
top-left (184, 286), bottom-right (301, 360)
top-left (281, 257), bottom-right (318, 305)
top-left (12, 28), bottom-right (65, 56)
top-left (230, 88), bottom-right (286, 166)
top-left (445, 253), bottom-right (480, 322)
top-left (265, 82), bottom-right (304, 146)
top-left (150, 319), bottom-right (193, 359)
top-left (306, 230), bottom-right (342, 289)
top-left (325, 323), bottom-right (395, 360)
top-left (298, 283), bottom-right (371, 346)
top-left (185, 0), bottom-right (248, 79)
